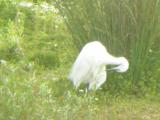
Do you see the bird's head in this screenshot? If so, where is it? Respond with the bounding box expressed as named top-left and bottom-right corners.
top-left (111, 57), bottom-right (129, 73)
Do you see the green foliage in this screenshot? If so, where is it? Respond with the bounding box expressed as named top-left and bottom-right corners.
top-left (29, 50), bottom-right (59, 68)
top-left (0, 62), bottom-right (160, 120)
top-left (0, 20), bottom-right (24, 62)
top-left (56, 0), bottom-right (160, 95)
top-left (0, 0), bottom-right (17, 27)
top-left (0, 1), bottom-right (160, 119)
top-left (1, 62), bottom-right (160, 120)
top-left (0, 1), bottom-right (70, 64)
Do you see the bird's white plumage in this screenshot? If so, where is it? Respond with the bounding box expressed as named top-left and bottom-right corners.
top-left (69, 41), bottom-right (129, 90)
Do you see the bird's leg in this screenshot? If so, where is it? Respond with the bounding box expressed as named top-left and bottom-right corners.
top-left (74, 80), bottom-right (80, 90)
top-left (88, 82), bottom-right (97, 91)
top-left (86, 83), bottom-right (90, 92)
top-left (95, 70), bottom-right (106, 90)
top-left (83, 83), bottom-right (89, 97)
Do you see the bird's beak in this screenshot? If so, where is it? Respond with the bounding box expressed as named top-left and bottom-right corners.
top-left (106, 67), bottom-right (117, 71)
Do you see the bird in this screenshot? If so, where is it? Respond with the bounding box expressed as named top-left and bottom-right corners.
top-left (68, 41), bottom-right (129, 91)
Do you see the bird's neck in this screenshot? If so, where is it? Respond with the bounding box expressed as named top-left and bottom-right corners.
top-left (105, 56), bottom-right (122, 66)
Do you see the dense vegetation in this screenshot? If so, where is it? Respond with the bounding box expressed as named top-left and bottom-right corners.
top-left (0, 0), bottom-right (160, 120)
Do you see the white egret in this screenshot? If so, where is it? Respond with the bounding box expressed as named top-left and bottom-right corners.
top-left (68, 41), bottom-right (129, 91)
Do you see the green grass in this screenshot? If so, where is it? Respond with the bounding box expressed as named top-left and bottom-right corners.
top-left (0, 64), bottom-right (160, 120)
top-left (1, 62), bottom-right (160, 120)
top-left (0, 1), bottom-right (160, 120)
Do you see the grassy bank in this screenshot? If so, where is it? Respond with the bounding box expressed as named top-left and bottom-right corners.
top-left (0, 1), bottom-right (160, 120)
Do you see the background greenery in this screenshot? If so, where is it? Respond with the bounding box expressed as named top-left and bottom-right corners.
top-left (0, 0), bottom-right (160, 120)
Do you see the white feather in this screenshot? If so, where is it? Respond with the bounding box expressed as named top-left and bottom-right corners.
top-left (69, 41), bottom-right (129, 90)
